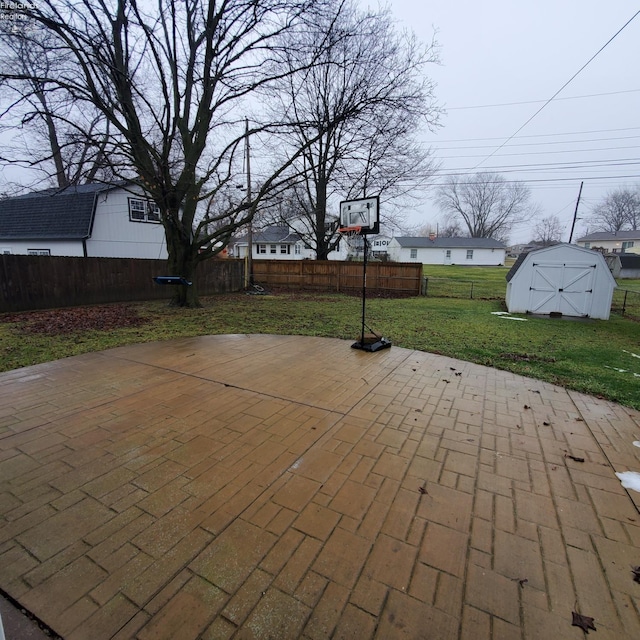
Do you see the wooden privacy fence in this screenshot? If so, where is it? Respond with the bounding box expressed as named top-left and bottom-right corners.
top-left (252, 259), bottom-right (421, 296)
top-left (0, 255), bottom-right (244, 312)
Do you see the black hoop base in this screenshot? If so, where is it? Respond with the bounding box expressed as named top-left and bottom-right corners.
top-left (351, 337), bottom-right (392, 352)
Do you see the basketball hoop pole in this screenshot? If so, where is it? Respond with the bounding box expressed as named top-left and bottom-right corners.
top-left (351, 234), bottom-right (392, 353)
top-left (359, 235), bottom-right (368, 345)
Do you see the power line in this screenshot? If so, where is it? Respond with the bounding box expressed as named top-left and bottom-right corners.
top-left (435, 146), bottom-right (640, 159)
top-left (434, 135), bottom-right (640, 151)
top-left (447, 88), bottom-right (640, 110)
top-left (471, 9), bottom-right (640, 170)
top-left (398, 174), bottom-right (640, 187)
top-left (421, 126), bottom-right (640, 145)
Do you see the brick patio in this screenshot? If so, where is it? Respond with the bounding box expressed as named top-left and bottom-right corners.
top-left (1, 334), bottom-right (640, 639)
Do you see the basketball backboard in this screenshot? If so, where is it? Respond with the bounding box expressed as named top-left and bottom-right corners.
top-left (339, 196), bottom-right (380, 235)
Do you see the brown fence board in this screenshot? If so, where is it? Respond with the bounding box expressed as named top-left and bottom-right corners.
top-left (0, 255), bottom-right (244, 312)
top-left (252, 260), bottom-right (420, 296)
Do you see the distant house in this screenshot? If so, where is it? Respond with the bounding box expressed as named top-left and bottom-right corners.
top-left (0, 183), bottom-right (167, 259)
top-left (505, 244), bottom-right (616, 320)
top-left (232, 225), bottom-right (311, 260)
top-left (576, 231), bottom-right (640, 254)
top-left (387, 236), bottom-right (506, 265)
top-left (232, 222), bottom-right (352, 260)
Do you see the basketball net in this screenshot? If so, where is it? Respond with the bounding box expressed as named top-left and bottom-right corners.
top-left (337, 226), bottom-right (362, 253)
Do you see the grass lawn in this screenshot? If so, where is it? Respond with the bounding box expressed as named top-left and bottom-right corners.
top-left (1, 290), bottom-right (639, 410)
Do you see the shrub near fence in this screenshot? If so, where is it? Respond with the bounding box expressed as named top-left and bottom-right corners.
top-left (252, 259), bottom-right (422, 296)
top-left (0, 254), bottom-right (244, 312)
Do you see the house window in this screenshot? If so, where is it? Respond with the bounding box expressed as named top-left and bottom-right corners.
top-left (410, 249), bottom-right (417, 259)
top-left (446, 250), bottom-right (451, 258)
top-left (147, 202), bottom-right (161, 222)
top-left (466, 249), bottom-right (474, 260)
top-left (1, 249), bottom-right (10, 255)
top-left (257, 244), bottom-right (266, 254)
top-left (280, 245), bottom-right (290, 255)
top-left (128, 198), bottom-right (161, 223)
top-left (622, 241), bottom-right (634, 250)
top-left (584, 242), bottom-right (591, 249)
top-left (270, 244), bottom-right (277, 254)
top-left (295, 243), bottom-right (301, 255)
top-left (27, 249), bottom-right (51, 256)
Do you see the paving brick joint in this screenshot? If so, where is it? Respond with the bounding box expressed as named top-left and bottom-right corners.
top-left (1, 334), bottom-right (639, 639)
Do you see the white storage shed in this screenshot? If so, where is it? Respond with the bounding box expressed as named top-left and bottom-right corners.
top-left (505, 244), bottom-right (616, 320)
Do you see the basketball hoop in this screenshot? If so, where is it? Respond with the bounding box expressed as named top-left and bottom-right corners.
top-left (338, 225), bottom-right (362, 239)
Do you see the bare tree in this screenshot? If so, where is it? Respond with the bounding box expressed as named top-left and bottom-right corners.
top-left (588, 187), bottom-right (640, 233)
top-left (266, 0), bottom-right (440, 259)
top-left (0, 27), bottom-right (111, 187)
top-left (532, 214), bottom-right (564, 246)
top-left (435, 173), bottom-right (536, 241)
top-left (1, 1), bottom-right (334, 306)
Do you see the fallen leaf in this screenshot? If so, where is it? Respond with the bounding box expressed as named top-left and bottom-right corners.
top-left (632, 566), bottom-right (640, 584)
top-left (543, 421), bottom-right (551, 426)
top-left (571, 611), bottom-right (596, 633)
top-left (524, 405), bottom-right (530, 410)
top-left (564, 454), bottom-right (585, 463)
top-left (418, 484), bottom-right (427, 495)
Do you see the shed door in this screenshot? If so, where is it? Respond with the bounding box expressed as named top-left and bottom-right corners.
top-left (528, 261), bottom-right (595, 316)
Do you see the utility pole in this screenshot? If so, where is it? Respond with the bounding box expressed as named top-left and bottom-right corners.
top-left (245, 118), bottom-right (253, 288)
top-left (568, 181), bottom-right (583, 244)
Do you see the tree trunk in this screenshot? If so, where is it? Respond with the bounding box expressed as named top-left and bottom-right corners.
top-left (315, 180), bottom-right (330, 260)
top-left (165, 212), bottom-right (201, 307)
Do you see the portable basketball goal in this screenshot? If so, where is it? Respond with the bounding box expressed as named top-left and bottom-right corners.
top-left (338, 196), bottom-right (391, 352)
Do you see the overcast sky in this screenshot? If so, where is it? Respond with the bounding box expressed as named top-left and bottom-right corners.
top-left (388, 0), bottom-right (640, 243)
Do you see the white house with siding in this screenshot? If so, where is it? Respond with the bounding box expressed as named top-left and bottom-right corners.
top-left (576, 231), bottom-right (640, 254)
top-left (0, 183), bottom-right (167, 259)
top-left (387, 236), bottom-right (506, 265)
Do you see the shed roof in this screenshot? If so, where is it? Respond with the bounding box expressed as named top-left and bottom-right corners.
top-left (0, 183), bottom-right (117, 240)
top-left (620, 253), bottom-right (640, 269)
top-left (505, 243), bottom-right (616, 283)
top-left (394, 236), bottom-right (506, 249)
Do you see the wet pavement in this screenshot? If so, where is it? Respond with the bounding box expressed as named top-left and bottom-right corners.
top-left (1, 334), bottom-right (639, 639)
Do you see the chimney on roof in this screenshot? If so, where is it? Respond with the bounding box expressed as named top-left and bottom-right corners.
top-left (429, 232), bottom-right (436, 241)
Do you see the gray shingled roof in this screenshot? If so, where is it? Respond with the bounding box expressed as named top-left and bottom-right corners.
top-left (0, 183), bottom-right (115, 240)
top-left (577, 230), bottom-right (640, 242)
top-left (394, 236), bottom-right (506, 249)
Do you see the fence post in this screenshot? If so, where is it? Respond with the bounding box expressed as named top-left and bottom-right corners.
top-left (422, 277), bottom-right (428, 296)
top-left (622, 289), bottom-right (628, 316)
top-left (470, 281), bottom-right (474, 299)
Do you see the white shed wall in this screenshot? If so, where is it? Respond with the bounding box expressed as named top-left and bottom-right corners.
top-left (505, 245), bottom-right (616, 320)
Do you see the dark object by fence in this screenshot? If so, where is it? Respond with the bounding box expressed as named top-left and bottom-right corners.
top-left (0, 255), bottom-right (244, 312)
top-left (153, 276), bottom-right (192, 286)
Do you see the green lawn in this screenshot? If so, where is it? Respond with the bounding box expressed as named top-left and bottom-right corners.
top-left (1, 290), bottom-right (639, 410)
